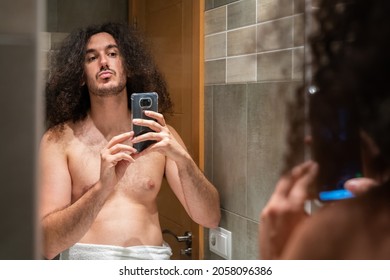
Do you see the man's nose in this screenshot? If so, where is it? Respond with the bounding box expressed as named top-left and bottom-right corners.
top-left (99, 55), bottom-right (109, 68)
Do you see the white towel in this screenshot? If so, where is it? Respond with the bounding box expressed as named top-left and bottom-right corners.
top-left (60, 242), bottom-right (172, 260)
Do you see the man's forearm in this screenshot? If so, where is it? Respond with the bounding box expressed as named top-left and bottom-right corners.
top-left (176, 156), bottom-right (221, 228)
top-left (41, 181), bottom-right (109, 259)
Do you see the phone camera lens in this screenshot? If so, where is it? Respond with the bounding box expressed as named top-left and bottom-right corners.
top-left (140, 98), bottom-right (152, 108)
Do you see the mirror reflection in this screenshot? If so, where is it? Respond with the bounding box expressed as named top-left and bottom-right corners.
top-left (42, 0), bottom-right (306, 260)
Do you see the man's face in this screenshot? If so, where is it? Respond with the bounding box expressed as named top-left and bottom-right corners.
top-left (83, 32), bottom-right (127, 97)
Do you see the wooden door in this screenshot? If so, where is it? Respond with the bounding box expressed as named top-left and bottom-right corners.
top-left (129, 0), bottom-right (205, 260)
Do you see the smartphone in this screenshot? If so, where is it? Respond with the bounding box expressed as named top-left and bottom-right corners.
top-left (131, 92), bottom-right (158, 153)
top-left (310, 97), bottom-right (363, 202)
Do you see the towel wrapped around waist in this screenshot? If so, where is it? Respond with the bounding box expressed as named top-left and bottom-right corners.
top-left (59, 242), bottom-right (172, 260)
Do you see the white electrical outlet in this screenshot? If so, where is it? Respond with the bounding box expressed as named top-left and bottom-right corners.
top-left (209, 227), bottom-right (232, 259)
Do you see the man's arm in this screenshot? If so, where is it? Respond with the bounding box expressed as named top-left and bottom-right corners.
top-left (259, 161), bottom-right (378, 260)
top-left (132, 112), bottom-right (221, 228)
top-left (39, 130), bottom-right (136, 259)
top-left (164, 127), bottom-right (220, 228)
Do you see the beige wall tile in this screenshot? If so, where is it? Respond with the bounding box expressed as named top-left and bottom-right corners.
top-left (257, 17), bottom-right (294, 51)
top-left (205, 59), bottom-right (226, 85)
top-left (205, 33), bottom-right (227, 60)
top-left (227, 55), bottom-right (257, 83)
top-left (257, 0), bottom-right (294, 22)
top-left (257, 50), bottom-right (293, 81)
top-left (294, 14), bottom-right (305, 46)
top-left (293, 47), bottom-right (304, 80)
top-left (227, 0), bottom-right (256, 30)
top-left (205, 6), bottom-right (227, 35)
top-left (227, 26), bottom-right (257, 56)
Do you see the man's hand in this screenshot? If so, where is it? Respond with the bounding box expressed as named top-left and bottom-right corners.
top-left (259, 159), bottom-right (379, 260)
top-left (344, 177), bottom-right (379, 195)
top-left (100, 131), bottom-right (137, 191)
top-left (259, 161), bottom-right (318, 259)
top-left (131, 111), bottom-right (187, 161)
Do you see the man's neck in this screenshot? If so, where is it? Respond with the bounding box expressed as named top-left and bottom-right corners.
top-left (88, 91), bottom-right (132, 139)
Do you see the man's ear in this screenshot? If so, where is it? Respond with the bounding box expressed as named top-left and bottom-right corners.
top-left (360, 130), bottom-right (380, 159)
top-left (80, 74), bottom-right (86, 86)
top-left (360, 130), bottom-right (388, 183)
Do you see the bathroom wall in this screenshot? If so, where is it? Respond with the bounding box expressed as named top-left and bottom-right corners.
top-left (203, 0), bottom-right (305, 259)
top-left (46, 0), bottom-right (128, 33)
top-left (42, 0), bottom-right (129, 87)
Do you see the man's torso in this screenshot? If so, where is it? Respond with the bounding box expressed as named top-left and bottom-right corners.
top-left (63, 119), bottom-right (166, 247)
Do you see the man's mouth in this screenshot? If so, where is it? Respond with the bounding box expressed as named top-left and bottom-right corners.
top-left (97, 70), bottom-right (114, 79)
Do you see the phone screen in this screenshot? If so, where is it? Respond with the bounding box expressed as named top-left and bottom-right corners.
top-left (131, 92), bottom-right (159, 153)
top-left (310, 101), bottom-right (363, 202)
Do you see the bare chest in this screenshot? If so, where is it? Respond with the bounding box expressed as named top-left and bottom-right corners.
top-left (66, 140), bottom-right (166, 202)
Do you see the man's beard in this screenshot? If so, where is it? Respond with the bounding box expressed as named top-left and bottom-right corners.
top-left (89, 79), bottom-right (127, 97)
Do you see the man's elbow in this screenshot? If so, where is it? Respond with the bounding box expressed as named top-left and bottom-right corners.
top-left (41, 230), bottom-right (62, 260)
top-left (200, 209), bottom-right (221, 229)
top-left (42, 246), bottom-right (60, 260)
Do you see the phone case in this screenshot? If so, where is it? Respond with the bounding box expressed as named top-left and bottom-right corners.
top-left (131, 92), bottom-right (159, 152)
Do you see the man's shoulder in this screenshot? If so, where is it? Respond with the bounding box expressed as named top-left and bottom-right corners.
top-left (41, 122), bottom-right (76, 145)
top-left (284, 197), bottom-right (377, 259)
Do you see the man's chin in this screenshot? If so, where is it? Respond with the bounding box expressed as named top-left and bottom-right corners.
top-left (92, 84), bottom-right (126, 97)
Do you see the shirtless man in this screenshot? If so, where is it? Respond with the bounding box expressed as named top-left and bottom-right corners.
top-left (39, 22), bottom-right (220, 260)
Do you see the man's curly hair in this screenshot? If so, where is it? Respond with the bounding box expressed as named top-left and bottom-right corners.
top-left (45, 22), bottom-right (173, 130)
top-left (284, 0), bottom-right (390, 175)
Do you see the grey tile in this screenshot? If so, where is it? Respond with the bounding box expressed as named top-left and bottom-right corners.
top-left (294, 0), bottom-right (305, 13)
top-left (215, 0), bottom-right (240, 8)
top-left (218, 210), bottom-right (248, 259)
top-left (293, 47), bottom-right (304, 80)
top-left (205, 0), bottom-right (214, 11)
top-left (257, 17), bottom-right (294, 51)
top-left (257, 0), bottom-right (294, 23)
top-left (205, 59), bottom-right (226, 85)
top-left (247, 219), bottom-right (260, 259)
top-left (308, 7), bottom-right (320, 36)
top-left (40, 50), bottom-right (49, 71)
top-left (50, 32), bottom-right (68, 50)
top-left (213, 84), bottom-right (247, 216)
top-left (227, 0), bottom-right (256, 30)
top-left (204, 86), bottom-right (214, 182)
top-left (46, 0), bottom-right (58, 32)
top-left (227, 26), bottom-right (256, 56)
top-left (205, 6), bottom-right (227, 35)
top-left (205, 33), bottom-right (227, 60)
top-left (57, 0), bottom-right (109, 32)
top-left (56, 0), bottom-right (128, 33)
top-left (109, 0), bottom-right (129, 22)
top-left (294, 14), bottom-right (305, 46)
top-left (40, 32), bottom-right (51, 51)
top-left (257, 50), bottom-right (292, 81)
top-left (227, 55), bottom-right (257, 83)
top-left (312, 0), bottom-right (321, 8)
top-left (246, 82), bottom-right (300, 220)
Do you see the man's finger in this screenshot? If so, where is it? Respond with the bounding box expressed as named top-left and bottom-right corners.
top-left (344, 177), bottom-right (378, 196)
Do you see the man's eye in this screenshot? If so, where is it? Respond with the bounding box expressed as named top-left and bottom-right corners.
top-left (87, 56), bottom-right (96, 62)
top-left (108, 52), bottom-right (118, 57)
